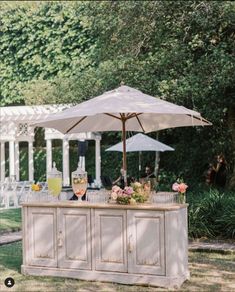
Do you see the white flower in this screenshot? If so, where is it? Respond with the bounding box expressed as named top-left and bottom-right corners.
top-left (129, 198), bottom-right (137, 205)
top-left (133, 182), bottom-right (142, 188)
top-left (111, 192), bottom-right (118, 200)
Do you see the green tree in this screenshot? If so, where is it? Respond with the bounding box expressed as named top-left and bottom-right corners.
top-left (0, 1), bottom-right (95, 105)
top-left (1, 1), bottom-right (235, 188)
top-left (54, 1), bottom-right (235, 187)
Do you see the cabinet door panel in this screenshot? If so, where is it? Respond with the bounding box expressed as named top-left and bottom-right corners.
top-left (58, 208), bottom-right (91, 270)
top-left (128, 210), bottom-right (165, 275)
top-left (94, 209), bottom-right (127, 272)
top-left (28, 207), bottom-right (57, 267)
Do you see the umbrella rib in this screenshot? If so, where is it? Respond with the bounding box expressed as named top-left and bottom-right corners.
top-left (135, 114), bottom-right (145, 132)
top-left (66, 116), bottom-right (87, 133)
top-left (126, 113), bottom-right (142, 119)
top-left (105, 113), bottom-right (122, 120)
top-left (186, 114), bottom-right (210, 124)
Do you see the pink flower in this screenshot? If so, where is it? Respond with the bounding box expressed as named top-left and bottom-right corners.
top-left (172, 182), bottom-right (179, 192)
top-left (178, 183), bottom-right (188, 194)
top-left (117, 189), bottom-right (124, 196)
top-left (112, 185), bottom-right (121, 193)
top-left (124, 186), bottom-right (134, 196)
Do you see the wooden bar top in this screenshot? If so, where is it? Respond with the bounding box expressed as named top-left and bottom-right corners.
top-left (21, 201), bottom-right (188, 211)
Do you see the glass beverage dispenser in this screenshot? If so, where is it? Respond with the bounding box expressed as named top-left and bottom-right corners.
top-left (47, 162), bottom-right (62, 198)
top-left (72, 166), bottom-right (87, 202)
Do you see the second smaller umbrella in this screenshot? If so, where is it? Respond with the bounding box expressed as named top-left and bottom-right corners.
top-left (106, 133), bottom-right (174, 178)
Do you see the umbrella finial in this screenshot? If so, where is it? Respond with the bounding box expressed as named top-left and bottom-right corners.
top-left (120, 81), bottom-right (125, 86)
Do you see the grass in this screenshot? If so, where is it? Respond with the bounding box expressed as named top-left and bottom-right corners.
top-left (0, 242), bottom-right (234, 291)
top-left (0, 208), bottom-right (22, 234)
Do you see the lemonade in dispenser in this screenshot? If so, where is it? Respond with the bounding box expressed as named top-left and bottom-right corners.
top-left (47, 162), bottom-right (62, 198)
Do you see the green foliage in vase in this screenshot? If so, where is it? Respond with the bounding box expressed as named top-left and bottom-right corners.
top-left (116, 196), bottom-right (130, 205)
top-left (131, 193), bottom-right (147, 204)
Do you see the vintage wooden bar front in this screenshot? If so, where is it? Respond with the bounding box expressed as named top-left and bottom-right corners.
top-left (21, 202), bottom-right (189, 288)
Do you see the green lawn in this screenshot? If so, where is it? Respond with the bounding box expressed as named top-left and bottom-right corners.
top-left (0, 242), bottom-right (234, 291)
top-left (0, 208), bottom-right (22, 234)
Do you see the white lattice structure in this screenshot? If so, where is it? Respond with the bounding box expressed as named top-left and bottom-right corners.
top-left (0, 105), bottom-right (101, 186)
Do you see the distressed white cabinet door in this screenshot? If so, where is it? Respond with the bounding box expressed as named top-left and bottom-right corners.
top-left (127, 210), bottom-right (165, 275)
top-left (58, 208), bottom-right (91, 270)
top-left (28, 207), bottom-right (57, 267)
top-left (94, 209), bottom-right (127, 272)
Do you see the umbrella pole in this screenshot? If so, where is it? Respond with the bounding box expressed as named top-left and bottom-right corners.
top-left (122, 117), bottom-right (127, 186)
top-left (139, 151), bottom-right (142, 180)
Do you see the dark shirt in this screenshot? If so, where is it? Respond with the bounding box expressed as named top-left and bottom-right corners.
top-left (215, 163), bottom-right (227, 187)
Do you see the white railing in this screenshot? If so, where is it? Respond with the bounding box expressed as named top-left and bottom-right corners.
top-left (0, 180), bottom-right (34, 209)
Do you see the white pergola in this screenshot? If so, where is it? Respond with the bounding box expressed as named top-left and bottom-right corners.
top-left (0, 105), bottom-right (101, 186)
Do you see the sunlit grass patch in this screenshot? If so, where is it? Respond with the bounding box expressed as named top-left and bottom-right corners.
top-left (0, 208), bottom-right (22, 233)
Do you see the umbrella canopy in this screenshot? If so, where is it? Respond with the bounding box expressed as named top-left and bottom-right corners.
top-left (106, 133), bottom-right (174, 179)
top-left (34, 85), bottom-right (210, 133)
top-left (106, 133), bottom-right (174, 152)
top-left (34, 85), bottom-right (211, 185)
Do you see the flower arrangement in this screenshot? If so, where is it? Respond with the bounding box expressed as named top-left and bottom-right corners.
top-left (172, 180), bottom-right (188, 203)
top-left (110, 182), bottom-right (150, 205)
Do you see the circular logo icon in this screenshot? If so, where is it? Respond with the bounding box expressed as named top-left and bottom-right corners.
top-left (4, 277), bottom-right (15, 288)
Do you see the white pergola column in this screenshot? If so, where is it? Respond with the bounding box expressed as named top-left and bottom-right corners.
top-left (15, 141), bottom-right (20, 181)
top-left (78, 156), bottom-right (86, 171)
top-left (95, 138), bottom-right (101, 185)
top-left (46, 139), bottom-right (52, 179)
top-left (62, 138), bottom-right (70, 186)
top-left (9, 140), bottom-right (15, 178)
top-left (0, 142), bottom-right (5, 182)
top-left (28, 141), bottom-right (34, 182)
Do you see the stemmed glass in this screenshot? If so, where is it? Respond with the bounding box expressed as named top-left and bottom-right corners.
top-left (72, 167), bottom-right (87, 202)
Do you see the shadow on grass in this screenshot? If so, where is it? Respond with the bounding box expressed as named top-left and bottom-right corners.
top-left (0, 208), bottom-right (22, 233)
top-left (0, 241), bottom-right (22, 272)
top-left (189, 252), bottom-right (235, 272)
top-left (0, 243), bottom-right (234, 291)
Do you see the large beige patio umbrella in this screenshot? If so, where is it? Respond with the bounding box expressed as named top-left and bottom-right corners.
top-left (34, 85), bottom-right (211, 185)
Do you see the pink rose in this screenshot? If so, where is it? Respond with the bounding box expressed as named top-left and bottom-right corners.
top-left (172, 182), bottom-right (179, 192)
top-left (117, 189), bottom-right (124, 196)
top-left (112, 185), bottom-right (121, 193)
top-left (178, 183), bottom-right (188, 194)
top-left (124, 186), bottom-right (134, 196)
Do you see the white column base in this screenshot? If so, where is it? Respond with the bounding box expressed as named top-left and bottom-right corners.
top-left (46, 139), bottom-right (52, 180)
top-left (0, 142), bottom-right (5, 182)
top-left (15, 142), bottom-right (20, 181)
top-left (28, 141), bottom-right (34, 182)
top-left (62, 139), bottom-right (70, 186)
top-left (79, 156), bottom-right (85, 171)
top-left (95, 139), bottom-right (101, 185)
top-left (9, 140), bottom-right (15, 179)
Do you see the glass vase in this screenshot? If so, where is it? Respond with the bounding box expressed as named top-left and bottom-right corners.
top-left (178, 193), bottom-right (186, 204)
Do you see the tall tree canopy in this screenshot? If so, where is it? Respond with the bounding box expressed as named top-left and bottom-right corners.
top-left (0, 1), bottom-right (235, 187)
top-left (0, 1), bottom-right (95, 105)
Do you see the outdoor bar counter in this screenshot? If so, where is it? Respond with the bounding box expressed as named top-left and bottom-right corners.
top-left (21, 201), bottom-right (189, 288)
